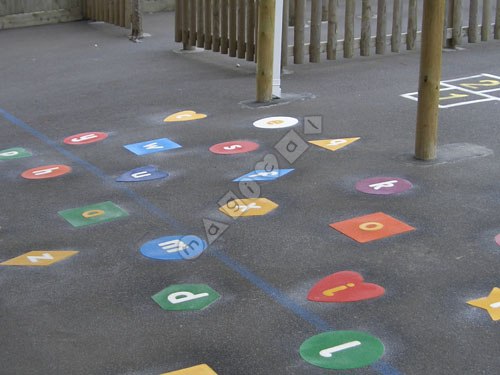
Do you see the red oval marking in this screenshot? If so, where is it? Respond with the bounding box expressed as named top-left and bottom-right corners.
top-left (64, 132), bottom-right (108, 145)
top-left (21, 165), bottom-right (72, 180)
top-left (209, 141), bottom-right (259, 155)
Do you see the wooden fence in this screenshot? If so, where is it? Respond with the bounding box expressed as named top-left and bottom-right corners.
top-left (175, 0), bottom-right (500, 65)
top-left (81, 0), bottom-right (132, 28)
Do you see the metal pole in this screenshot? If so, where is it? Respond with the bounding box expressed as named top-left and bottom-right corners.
top-left (415, 0), bottom-right (446, 160)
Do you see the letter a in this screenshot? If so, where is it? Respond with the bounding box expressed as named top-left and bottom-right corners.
top-left (167, 291), bottom-right (210, 304)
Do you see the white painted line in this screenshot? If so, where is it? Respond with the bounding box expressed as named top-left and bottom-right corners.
top-left (319, 341), bottom-right (362, 358)
top-left (480, 73), bottom-right (500, 80)
top-left (441, 74), bottom-right (485, 83)
top-left (439, 98), bottom-right (497, 108)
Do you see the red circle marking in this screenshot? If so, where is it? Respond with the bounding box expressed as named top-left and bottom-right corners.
top-left (495, 234), bottom-right (500, 246)
top-left (209, 141), bottom-right (260, 155)
top-left (64, 132), bottom-right (108, 145)
top-left (21, 164), bottom-right (72, 180)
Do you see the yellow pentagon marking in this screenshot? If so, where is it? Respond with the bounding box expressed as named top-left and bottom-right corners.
top-left (219, 198), bottom-right (279, 218)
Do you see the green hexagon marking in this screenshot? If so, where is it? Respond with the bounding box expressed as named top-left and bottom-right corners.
top-left (152, 284), bottom-right (220, 311)
top-left (300, 331), bottom-right (384, 370)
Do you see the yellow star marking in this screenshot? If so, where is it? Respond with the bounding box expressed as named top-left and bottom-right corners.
top-left (467, 287), bottom-right (500, 321)
top-left (161, 364), bottom-right (217, 374)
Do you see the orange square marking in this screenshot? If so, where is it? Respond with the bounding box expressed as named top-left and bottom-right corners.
top-left (330, 212), bottom-right (415, 243)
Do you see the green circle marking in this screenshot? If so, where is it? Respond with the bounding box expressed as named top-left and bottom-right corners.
top-left (300, 331), bottom-right (384, 370)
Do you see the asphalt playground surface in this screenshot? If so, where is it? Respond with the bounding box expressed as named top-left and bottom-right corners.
top-left (1, 12), bottom-right (499, 375)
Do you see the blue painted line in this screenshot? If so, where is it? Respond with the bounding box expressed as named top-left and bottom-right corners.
top-left (0, 108), bottom-right (403, 375)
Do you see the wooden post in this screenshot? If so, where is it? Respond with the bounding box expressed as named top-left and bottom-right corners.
top-left (327, 0), bottom-right (337, 60)
top-left (496, 0), bottom-right (500, 39)
top-left (344, 0), bottom-right (355, 58)
top-left (213, 0), bottom-right (221, 51)
top-left (407, 0), bottom-right (418, 50)
top-left (238, 0), bottom-right (247, 58)
top-left (221, 0), bottom-right (229, 53)
top-left (205, 0), bottom-right (213, 50)
top-left (391, 0), bottom-right (403, 52)
top-left (256, 0), bottom-right (276, 102)
top-left (469, 0), bottom-right (479, 43)
top-left (130, 0), bottom-right (143, 41)
top-left (322, 0), bottom-right (328, 21)
top-left (310, 0), bottom-right (322, 62)
top-left (482, 0), bottom-right (491, 41)
top-left (376, 0), bottom-right (387, 55)
top-left (197, 0), bottom-right (205, 47)
top-left (415, 0), bottom-right (446, 161)
top-left (228, 0), bottom-right (237, 56)
top-left (294, 0), bottom-right (305, 64)
top-left (452, 0), bottom-right (462, 46)
top-left (360, 0), bottom-right (372, 56)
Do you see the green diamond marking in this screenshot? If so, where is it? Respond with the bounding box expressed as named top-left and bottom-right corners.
top-left (152, 284), bottom-right (220, 311)
top-left (58, 201), bottom-right (129, 227)
top-left (300, 331), bottom-right (384, 370)
top-left (0, 147), bottom-right (32, 160)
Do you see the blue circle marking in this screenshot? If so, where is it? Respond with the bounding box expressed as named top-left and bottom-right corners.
top-left (140, 235), bottom-right (207, 260)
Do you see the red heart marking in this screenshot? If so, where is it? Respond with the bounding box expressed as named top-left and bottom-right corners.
top-left (307, 271), bottom-right (385, 303)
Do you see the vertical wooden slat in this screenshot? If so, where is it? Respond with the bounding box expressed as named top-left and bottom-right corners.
top-left (392, 0), bottom-right (403, 52)
top-left (407, 0), bottom-right (418, 50)
top-left (125, 0), bottom-right (132, 28)
top-left (108, 0), bottom-right (113, 25)
top-left (452, 0), bottom-right (463, 46)
top-left (221, 0), bottom-right (229, 53)
top-left (361, 0), bottom-right (372, 56)
top-left (118, 0), bottom-right (124, 27)
top-left (175, 0), bottom-right (182, 42)
top-left (294, 0), bottom-right (305, 64)
top-left (205, 0), bottom-right (213, 49)
top-left (376, 0), bottom-right (386, 54)
top-left (482, 0), bottom-right (491, 40)
top-left (229, 0), bottom-right (237, 56)
top-left (495, 0), bottom-right (500, 39)
top-left (444, 0), bottom-right (453, 47)
top-left (114, 0), bottom-right (120, 26)
top-left (213, 0), bottom-right (221, 51)
top-left (289, 0), bottom-right (295, 25)
top-left (197, 0), bottom-right (205, 47)
top-left (310, 0), bottom-right (322, 62)
top-left (92, 0), bottom-right (97, 20)
top-left (322, 0), bottom-right (328, 21)
top-left (190, 0), bottom-right (197, 46)
top-left (103, 0), bottom-right (108, 23)
top-left (182, 0), bottom-right (191, 49)
top-left (255, 0), bottom-right (260, 61)
top-left (81, 0), bottom-right (87, 19)
top-left (327, 0), bottom-right (337, 60)
top-left (247, 0), bottom-right (256, 60)
top-left (469, 0), bottom-right (479, 42)
top-left (282, 0), bottom-right (289, 67)
top-left (344, 0), bottom-right (355, 58)
top-left (238, 0), bottom-right (246, 58)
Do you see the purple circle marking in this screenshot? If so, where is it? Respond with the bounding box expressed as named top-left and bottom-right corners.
top-left (356, 177), bottom-right (413, 195)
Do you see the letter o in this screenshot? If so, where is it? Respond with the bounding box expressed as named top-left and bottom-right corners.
top-left (359, 222), bottom-right (384, 231)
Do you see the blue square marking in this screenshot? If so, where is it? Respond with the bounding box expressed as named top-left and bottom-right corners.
top-left (233, 169), bottom-right (294, 182)
top-left (124, 138), bottom-right (182, 155)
